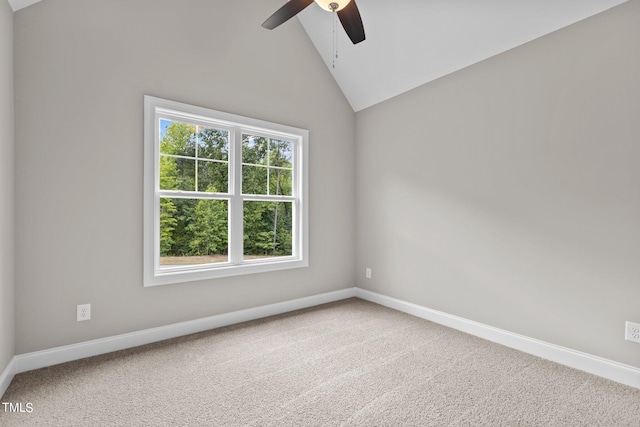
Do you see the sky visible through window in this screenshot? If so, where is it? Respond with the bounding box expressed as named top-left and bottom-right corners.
top-left (160, 119), bottom-right (171, 138)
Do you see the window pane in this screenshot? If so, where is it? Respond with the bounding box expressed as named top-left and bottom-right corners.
top-left (160, 121), bottom-right (196, 157)
top-left (174, 157), bottom-right (196, 191)
top-left (269, 168), bottom-right (292, 196)
top-left (197, 127), bottom-right (229, 161)
top-left (242, 135), bottom-right (268, 165)
top-left (270, 139), bottom-right (293, 167)
top-left (198, 160), bottom-right (228, 193)
top-left (242, 165), bottom-right (268, 195)
top-left (160, 156), bottom-right (195, 191)
top-left (244, 201), bottom-right (293, 258)
top-left (159, 198), bottom-right (228, 266)
top-left (159, 155), bottom-right (179, 190)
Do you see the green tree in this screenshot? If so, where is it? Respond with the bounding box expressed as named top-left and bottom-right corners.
top-left (243, 201), bottom-right (292, 257)
top-left (197, 128), bottom-right (229, 193)
top-left (190, 188), bottom-right (228, 256)
top-left (160, 126), bottom-right (293, 260)
top-left (159, 122), bottom-right (197, 256)
top-left (241, 136), bottom-right (293, 257)
top-left (159, 198), bottom-right (178, 256)
top-left (160, 122), bottom-right (196, 191)
top-left (172, 199), bottom-right (197, 256)
top-left (243, 201), bottom-right (271, 255)
top-left (159, 145), bottom-right (180, 255)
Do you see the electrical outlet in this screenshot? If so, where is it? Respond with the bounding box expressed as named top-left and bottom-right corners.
top-left (365, 268), bottom-right (372, 279)
top-left (625, 321), bottom-right (640, 344)
top-left (77, 304), bottom-right (91, 322)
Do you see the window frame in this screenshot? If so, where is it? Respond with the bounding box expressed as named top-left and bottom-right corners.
top-left (144, 96), bottom-right (308, 286)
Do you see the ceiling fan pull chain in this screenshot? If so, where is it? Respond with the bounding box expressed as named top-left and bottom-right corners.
top-left (332, 9), bottom-right (337, 68)
top-left (329, 2), bottom-right (340, 69)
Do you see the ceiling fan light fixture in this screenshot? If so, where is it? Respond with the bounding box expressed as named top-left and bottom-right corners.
top-left (314, 0), bottom-right (352, 12)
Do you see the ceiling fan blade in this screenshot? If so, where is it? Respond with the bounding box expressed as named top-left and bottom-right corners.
top-left (337, 0), bottom-right (365, 44)
top-left (262, 0), bottom-right (315, 30)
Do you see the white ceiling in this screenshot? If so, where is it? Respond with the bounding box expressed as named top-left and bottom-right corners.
top-left (8, 0), bottom-right (629, 112)
top-left (7, 0), bottom-right (39, 11)
top-left (298, 0), bottom-right (629, 111)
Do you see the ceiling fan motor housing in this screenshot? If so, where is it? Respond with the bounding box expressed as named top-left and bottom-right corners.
top-left (315, 0), bottom-right (352, 12)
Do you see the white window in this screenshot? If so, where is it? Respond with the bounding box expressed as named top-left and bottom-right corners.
top-left (144, 96), bottom-right (308, 286)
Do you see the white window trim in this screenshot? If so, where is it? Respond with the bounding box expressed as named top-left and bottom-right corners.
top-left (143, 96), bottom-right (309, 286)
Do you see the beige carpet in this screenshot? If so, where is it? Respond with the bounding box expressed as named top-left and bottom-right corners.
top-left (2, 298), bottom-right (639, 426)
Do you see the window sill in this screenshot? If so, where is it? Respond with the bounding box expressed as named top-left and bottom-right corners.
top-left (144, 257), bottom-right (308, 286)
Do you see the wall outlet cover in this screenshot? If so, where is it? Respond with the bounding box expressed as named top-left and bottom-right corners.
top-left (625, 321), bottom-right (640, 344)
top-left (77, 304), bottom-right (91, 322)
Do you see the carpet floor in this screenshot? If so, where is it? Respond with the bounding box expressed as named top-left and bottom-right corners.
top-left (1, 298), bottom-right (639, 426)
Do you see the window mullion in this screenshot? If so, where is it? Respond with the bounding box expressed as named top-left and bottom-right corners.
top-left (266, 139), bottom-right (271, 196)
top-left (229, 127), bottom-right (244, 264)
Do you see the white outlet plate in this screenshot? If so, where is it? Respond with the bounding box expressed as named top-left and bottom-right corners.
top-left (625, 321), bottom-right (640, 343)
top-left (365, 268), bottom-right (372, 279)
top-left (77, 304), bottom-right (91, 322)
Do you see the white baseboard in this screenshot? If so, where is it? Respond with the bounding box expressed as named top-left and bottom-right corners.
top-left (0, 357), bottom-right (16, 398)
top-left (9, 286), bottom-right (639, 391)
top-left (355, 288), bottom-right (640, 390)
top-left (14, 287), bottom-right (357, 374)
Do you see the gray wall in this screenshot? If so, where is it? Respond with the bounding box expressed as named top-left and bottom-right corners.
top-left (356, 0), bottom-right (640, 368)
top-left (11, 0), bottom-right (639, 370)
top-left (0, 0), bottom-right (15, 373)
top-left (14, 0), bottom-right (356, 354)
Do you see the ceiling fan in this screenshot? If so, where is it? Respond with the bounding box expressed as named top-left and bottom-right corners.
top-left (262, 0), bottom-right (366, 45)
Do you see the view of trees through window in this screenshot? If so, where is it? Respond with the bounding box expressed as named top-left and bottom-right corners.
top-left (158, 120), bottom-right (294, 267)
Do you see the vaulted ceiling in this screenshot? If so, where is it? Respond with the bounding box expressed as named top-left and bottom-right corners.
top-left (298, 0), bottom-right (628, 111)
top-left (8, 0), bottom-right (630, 111)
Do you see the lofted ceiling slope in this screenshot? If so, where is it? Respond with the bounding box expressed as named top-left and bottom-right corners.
top-left (7, 0), bottom-right (39, 11)
top-left (297, 0), bottom-right (629, 111)
top-left (8, 0), bottom-right (630, 112)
